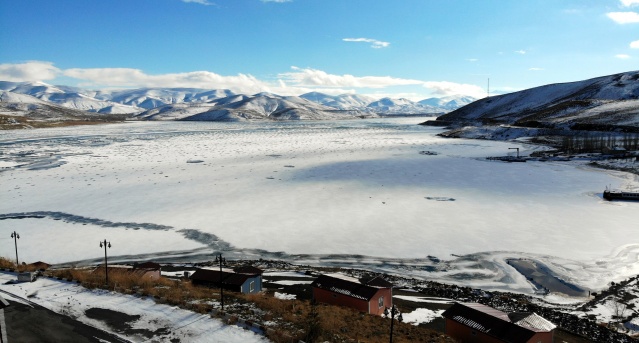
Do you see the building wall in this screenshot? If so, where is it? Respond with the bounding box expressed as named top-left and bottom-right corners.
top-left (240, 276), bottom-right (262, 294)
top-left (313, 287), bottom-right (392, 315)
top-left (313, 287), bottom-right (369, 313)
top-left (444, 318), bottom-right (506, 343)
top-left (526, 331), bottom-right (553, 343)
top-left (368, 288), bottom-right (393, 316)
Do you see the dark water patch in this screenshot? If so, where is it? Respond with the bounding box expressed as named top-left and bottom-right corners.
top-left (507, 258), bottom-right (587, 296)
top-left (0, 211), bottom-right (173, 231)
top-left (425, 196), bottom-right (455, 202)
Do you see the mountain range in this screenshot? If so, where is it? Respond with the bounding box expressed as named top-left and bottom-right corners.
top-left (433, 70), bottom-right (639, 131)
top-left (0, 81), bottom-right (474, 121)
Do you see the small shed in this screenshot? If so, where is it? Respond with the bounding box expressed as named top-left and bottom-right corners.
top-left (311, 274), bottom-right (392, 316)
top-left (442, 302), bottom-right (556, 343)
top-left (190, 268), bottom-right (262, 294)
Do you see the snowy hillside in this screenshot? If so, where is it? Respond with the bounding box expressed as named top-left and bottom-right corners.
top-left (138, 94), bottom-right (372, 121)
top-left (436, 70), bottom-right (639, 130)
top-left (1, 80), bottom-right (474, 121)
top-left (366, 97), bottom-right (440, 115)
top-left (0, 90), bottom-right (96, 118)
top-left (0, 81), bottom-right (140, 114)
top-left (102, 88), bottom-right (236, 109)
top-left (300, 92), bottom-right (376, 110)
top-left (419, 95), bottom-right (477, 111)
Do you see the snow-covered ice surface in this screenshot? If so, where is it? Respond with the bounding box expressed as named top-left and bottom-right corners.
top-left (1, 118), bottom-right (638, 294)
top-left (401, 308), bottom-right (445, 326)
top-left (0, 272), bottom-right (268, 342)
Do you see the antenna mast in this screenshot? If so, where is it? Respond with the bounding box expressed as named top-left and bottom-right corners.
top-left (487, 78), bottom-right (490, 98)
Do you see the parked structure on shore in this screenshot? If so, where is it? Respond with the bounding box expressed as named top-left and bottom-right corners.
top-left (603, 189), bottom-right (639, 201)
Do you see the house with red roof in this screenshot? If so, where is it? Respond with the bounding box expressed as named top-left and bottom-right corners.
top-left (442, 302), bottom-right (556, 343)
top-left (311, 274), bottom-right (393, 316)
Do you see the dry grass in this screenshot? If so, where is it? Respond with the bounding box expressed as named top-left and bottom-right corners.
top-left (240, 293), bottom-right (453, 343)
top-left (43, 267), bottom-right (452, 342)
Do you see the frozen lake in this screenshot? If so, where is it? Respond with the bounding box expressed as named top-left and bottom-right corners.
top-left (1, 118), bottom-right (637, 293)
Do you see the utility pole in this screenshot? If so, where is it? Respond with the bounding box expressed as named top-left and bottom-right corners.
top-left (10, 232), bottom-right (19, 266)
top-left (487, 78), bottom-right (490, 98)
top-left (215, 254), bottom-right (226, 312)
top-left (99, 240), bottom-right (111, 285)
top-left (509, 147), bottom-right (520, 158)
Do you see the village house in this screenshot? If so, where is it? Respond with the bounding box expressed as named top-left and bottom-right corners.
top-left (189, 266), bottom-right (263, 294)
top-left (442, 302), bottom-right (556, 343)
top-left (311, 274), bottom-right (393, 316)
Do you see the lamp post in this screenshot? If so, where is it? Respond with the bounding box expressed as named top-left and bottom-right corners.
top-left (214, 253), bottom-right (226, 312)
top-left (383, 305), bottom-right (403, 343)
top-left (99, 239), bottom-right (111, 285)
top-left (509, 147), bottom-right (520, 158)
top-left (10, 231), bottom-right (19, 266)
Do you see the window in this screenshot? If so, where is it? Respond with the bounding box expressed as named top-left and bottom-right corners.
top-left (249, 281), bottom-right (255, 293)
top-left (378, 296), bottom-right (384, 308)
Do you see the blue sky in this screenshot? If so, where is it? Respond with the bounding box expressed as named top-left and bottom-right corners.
top-left (0, 0), bottom-right (638, 100)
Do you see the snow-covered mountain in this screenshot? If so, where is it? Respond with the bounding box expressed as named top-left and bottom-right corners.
top-left (366, 97), bottom-right (440, 115)
top-left (299, 92), bottom-right (376, 110)
top-left (0, 81), bottom-right (140, 114)
top-left (100, 88), bottom-right (236, 109)
top-left (137, 93), bottom-right (371, 121)
top-left (435, 71), bottom-right (639, 130)
top-left (0, 90), bottom-right (97, 118)
top-left (419, 95), bottom-right (477, 111)
top-left (0, 80), bottom-right (475, 121)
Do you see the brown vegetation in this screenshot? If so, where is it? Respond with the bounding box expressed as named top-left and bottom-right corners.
top-left (0, 114), bottom-right (128, 130)
top-left (43, 267), bottom-right (453, 343)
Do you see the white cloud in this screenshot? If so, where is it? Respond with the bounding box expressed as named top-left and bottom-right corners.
top-left (181, 0), bottom-right (214, 5)
top-left (261, 0), bottom-right (292, 2)
top-left (0, 61), bottom-right (60, 82)
top-left (607, 11), bottom-right (639, 24)
top-left (615, 54), bottom-right (631, 59)
top-left (466, 58), bottom-right (478, 62)
top-left (422, 81), bottom-right (487, 99)
top-left (529, 67), bottom-right (544, 71)
top-left (279, 67), bottom-right (421, 88)
top-left (63, 68), bottom-right (270, 94)
top-left (630, 40), bottom-right (639, 48)
top-left (514, 50), bottom-right (527, 54)
top-left (620, 0), bottom-right (639, 7)
top-left (0, 62), bottom-right (486, 100)
top-left (343, 38), bottom-right (390, 49)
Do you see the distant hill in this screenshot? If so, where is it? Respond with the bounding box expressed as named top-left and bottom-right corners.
top-left (137, 93), bottom-right (371, 121)
top-left (0, 81), bottom-right (476, 122)
top-left (434, 71), bottom-right (639, 132)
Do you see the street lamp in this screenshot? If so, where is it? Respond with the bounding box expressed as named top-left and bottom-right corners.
top-left (509, 147), bottom-right (520, 158)
top-left (383, 305), bottom-right (403, 343)
top-left (99, 239), bottom-right (111, 285)
top-left (214, 254), bottom-right (226, 312)
top-left (10, 231), bottom-right (19, 266)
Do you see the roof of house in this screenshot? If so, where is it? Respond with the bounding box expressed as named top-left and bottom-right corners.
top-left (233, 266), bottom-right (263, 275)
top-left (134, 262), bottom-right (161, 270)
top-left (190, 269), bottom-right (257, 286)
top-left (508, 312), bottom-right (557, 332)
top-left (442, 303), bottom-right (555, 342)
top-left (311, 274), bottom-right (390, 301)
